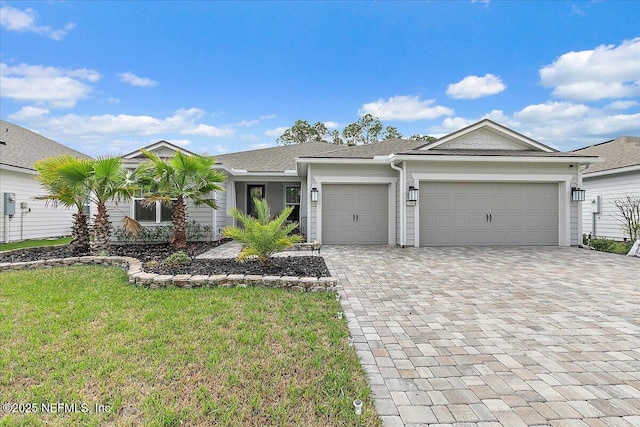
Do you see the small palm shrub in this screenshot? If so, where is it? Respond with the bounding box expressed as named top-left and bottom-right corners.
top-left (162, 251), bottom-right (191, 267)
top-left (223, 198), bottom-right (303, 266)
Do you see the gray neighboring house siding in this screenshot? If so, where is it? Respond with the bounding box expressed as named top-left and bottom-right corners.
top-left (0, 120), bottom-right (92, 243)
top-left (572, 136), bottom-right (640, 241)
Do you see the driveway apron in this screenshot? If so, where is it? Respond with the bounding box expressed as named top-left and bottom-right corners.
top-left (322, 246), bottom-right (640, 427)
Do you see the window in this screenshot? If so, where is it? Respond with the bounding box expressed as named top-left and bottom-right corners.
top-left (134, 199), bottom-right (174, 223)
top-left (285, 186), bottom-right (301, 222)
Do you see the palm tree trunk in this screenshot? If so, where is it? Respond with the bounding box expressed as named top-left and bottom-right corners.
top-left (71, 210), bottom-right (90, 255)
top-left (92, 203), bottom-right (111, 253)
top-left (170, 196), bottom-right (187, 249)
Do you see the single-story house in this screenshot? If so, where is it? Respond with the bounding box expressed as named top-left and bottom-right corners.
top-left (0, 120), bottom-right (93, 243)
top-left (572, 136), bottom-right (640, 241)
top-left (117, 119), bottom-right (600, 247)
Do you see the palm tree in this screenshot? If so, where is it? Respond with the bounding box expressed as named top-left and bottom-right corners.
top-left (34, 155), bottom-right (93, 255)
top-left (90, 157), bottom-right (139, 252)
top-left (223, 197), bottom-right (302, 266)
top-left (137, 150), bottom-right (225, 249)
top-left (55, 156), bottom-right (138, 253)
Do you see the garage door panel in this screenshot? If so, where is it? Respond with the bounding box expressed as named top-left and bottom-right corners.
top-left (322, 184), bottom-right (388, 245)
top-left (420, 182), bottom-right (558, 246)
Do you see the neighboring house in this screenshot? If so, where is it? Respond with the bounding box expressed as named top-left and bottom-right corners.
top-left (118, 119), bottom-right (599, 247)
top-left (0, 120), bottom-right (92, 243)
top-left (572, 136), bottom-right (640, 241)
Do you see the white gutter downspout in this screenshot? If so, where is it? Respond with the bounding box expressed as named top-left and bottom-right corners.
top-left (306, 164), bottom-right (312, 243)
top-left (389, 160), bottom-right (405, 247)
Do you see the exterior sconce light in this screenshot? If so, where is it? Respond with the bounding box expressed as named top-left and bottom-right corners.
top-left (571, 187), bottom-right (586, 202)
top-left (408, 186), bottom-right (419, 202)
top-left (311, 187), bottom-right (319, 202)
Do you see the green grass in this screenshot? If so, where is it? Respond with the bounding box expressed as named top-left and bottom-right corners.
top-left (0, 237), bottom-right (72, 252)
top-left (0, 266), bottom-right (380, 427)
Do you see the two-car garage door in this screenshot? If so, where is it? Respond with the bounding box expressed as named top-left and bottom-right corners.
top-left (420, 182), bottom-right (559, 246)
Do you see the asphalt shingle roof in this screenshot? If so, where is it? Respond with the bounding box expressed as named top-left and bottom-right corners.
top-left (216, 140), bottom-right (337, 172)
top-left (571, 136), bottom-right (640, 174)
top-left (300, 139), bottom-right (426, 158)
top-left (0, 120), bottom-right (92, 170)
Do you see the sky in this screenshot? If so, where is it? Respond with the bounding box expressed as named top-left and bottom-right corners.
top-left (1, 1), bottom-right (639, 157)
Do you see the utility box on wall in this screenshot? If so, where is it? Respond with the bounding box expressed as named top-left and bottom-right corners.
top-left (3, 193), bottom-right (16, 216)
top-left (590, 195), bottom-right (602, 214)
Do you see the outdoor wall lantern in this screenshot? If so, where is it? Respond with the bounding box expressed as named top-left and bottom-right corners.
top-left (571, 187), bottom-right (586, 202)
top-left (311, 187), bottom-right (319, 202)
top-left (407, 186), bottom-right (419, 202)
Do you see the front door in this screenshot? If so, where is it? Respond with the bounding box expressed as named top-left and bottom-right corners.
top-left (247, 185), bottom-right (265, 217)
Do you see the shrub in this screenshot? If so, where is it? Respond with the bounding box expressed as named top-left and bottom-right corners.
top-left (113, 220), bottom-right (213, 244)
top-left (162, 251), bottom-right (191, 267)
top-left (589, 237), bottom-right (633, 255)
top-left (223, 198), bottom-right (303, 266)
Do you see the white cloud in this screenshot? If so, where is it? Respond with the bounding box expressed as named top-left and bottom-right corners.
top-left (234, 114), bottom-right (276, 127)
top-left (0, 5), bottom-right (75, 40)
top-left (428, 103), bottom-right (640, 150)
top-left (205, 145), bottom-right (231, 155)
top-left (0, 62), bottom-right (100, 108)
top-left (8, 108), bottom-right (234, 147)
top-left (606, 100), bottom-right (639, 110)
top-left (264, 126), bottom-right (288, 137)
top-left (540, 38), bottom-right (640, 101)
top-left (324, 121), bottom-right (340, 128)
top-left (118, 72), bottom-right (158, 87)
top-left (9, 106), bottom-right (50, 120)
top-left (359, 95), bottom-right (453, 121)
top-left (513, 101), bottom-right (590, 121)
top-left (446, 74), bottom-right (506, 99)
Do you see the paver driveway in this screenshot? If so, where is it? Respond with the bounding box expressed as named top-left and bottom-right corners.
top-left (322, 246), bottom-right (640, 427)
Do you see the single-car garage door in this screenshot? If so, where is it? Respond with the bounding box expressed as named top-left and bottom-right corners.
top-left (420, 182), bottom-right (558, 246)
top-left (323, 184), bottom-right (388, 244)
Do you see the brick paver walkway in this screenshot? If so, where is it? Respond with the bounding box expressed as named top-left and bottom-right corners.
top-left (323, 246), bottom-right (640, 427)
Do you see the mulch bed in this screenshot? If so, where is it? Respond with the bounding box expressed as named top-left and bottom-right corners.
top-left (0, 241), bottom-right (330, 278)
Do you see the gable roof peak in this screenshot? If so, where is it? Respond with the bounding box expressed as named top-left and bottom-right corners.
top-left (418, 119), bottom-right (557, 153)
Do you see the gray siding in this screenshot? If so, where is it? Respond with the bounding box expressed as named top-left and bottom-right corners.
top-left (214, 182), bottom-right (227, 239)
top-left (582, 171), bottom-right (640, 240)
top-left (0, 169), bottom-right (75, 242)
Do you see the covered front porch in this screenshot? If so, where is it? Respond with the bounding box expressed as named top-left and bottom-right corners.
top-left (225, 177), bottom-right (308, 236)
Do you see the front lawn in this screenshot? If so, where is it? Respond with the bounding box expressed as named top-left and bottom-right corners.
top-left (0, 237), bottom-right (72, 252)
top-left (0, 266), bottom-right (379, 426)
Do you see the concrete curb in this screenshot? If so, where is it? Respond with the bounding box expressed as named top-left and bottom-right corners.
top-left (0, 256), bottom-right (338, 292)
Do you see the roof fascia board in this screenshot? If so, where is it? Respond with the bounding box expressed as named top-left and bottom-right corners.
top-left (295, 158), bottom-right (390, 165)
top-left (582, 164), bottom-right (640, 178)
top-left (0, 164), bottom-right (37, 174)
top-left (390, 154), bottom-right (602, 164)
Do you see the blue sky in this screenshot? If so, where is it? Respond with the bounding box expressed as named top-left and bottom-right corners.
top-left (1, 1), bottom-right (639, 157)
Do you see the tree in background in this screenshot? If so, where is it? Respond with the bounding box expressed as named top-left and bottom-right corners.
top-left (276, 120), bottom-right (329, 144)
top-left (382, 126), bottom-right (403, 140)
top-left (409, 134), bottom-right (437, 142)
top-left (277, 114), bottom-right (404, 146)
top-left (137, 150), bottom-right (225, 249)
top-left (35, 155), bottom-right (93, 255)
